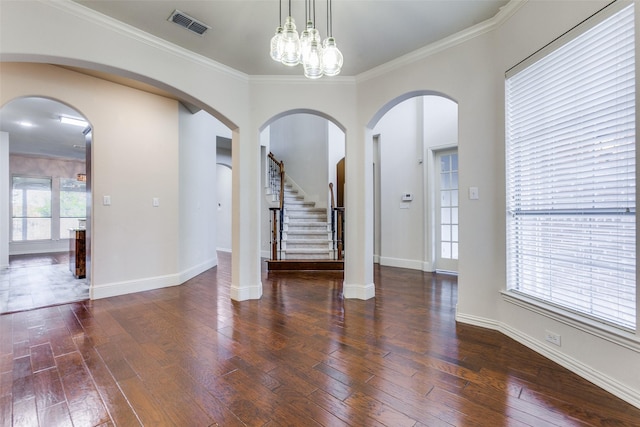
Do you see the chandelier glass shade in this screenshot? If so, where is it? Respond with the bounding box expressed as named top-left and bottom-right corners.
top-left (270, 26), bottom-right (284, 61)
top-left (269, 0), bottom-right (343, 78)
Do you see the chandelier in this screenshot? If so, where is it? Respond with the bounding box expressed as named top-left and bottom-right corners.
top-left (269, 0), bottom-right (343, 79)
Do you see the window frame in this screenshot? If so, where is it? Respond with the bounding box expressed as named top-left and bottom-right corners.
top-left (504, 1), bottom-right (637, 337)
top-left (11, 174), bottom-right (53, 242)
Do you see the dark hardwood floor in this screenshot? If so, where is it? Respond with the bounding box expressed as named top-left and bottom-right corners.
top-left (1, 252), bottom-right (639, 426)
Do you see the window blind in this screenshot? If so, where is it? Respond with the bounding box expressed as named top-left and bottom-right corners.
top-left (506, 3), bottom-right (636, 330)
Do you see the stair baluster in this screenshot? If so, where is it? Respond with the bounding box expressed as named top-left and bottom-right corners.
top-left (268, 152), bottom-right (285, 260)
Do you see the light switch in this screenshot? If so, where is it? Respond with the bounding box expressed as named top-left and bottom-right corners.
top-left (103, 195), bottom-right (111, 206)
top-left (152, 197), bottom-right (160, 207)
top-left (469, 187), bottom-right (479, 200)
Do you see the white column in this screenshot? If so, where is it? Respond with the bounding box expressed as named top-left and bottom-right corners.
top-left (0, 132), bottom-right (9, 269)
top-left (230, 128), bottom-right (263, 301)
top-left (343, 127), bottom-right (375, 299)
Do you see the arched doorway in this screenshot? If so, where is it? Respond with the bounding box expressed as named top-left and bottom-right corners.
top-left (259, 110), bottom-right (346, 266)
top-left (0, 96), bottom-right (91, 312)
top-left (368, 92), bottom-right (458, 273)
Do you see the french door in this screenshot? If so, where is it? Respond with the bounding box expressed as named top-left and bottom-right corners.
top-left (435, 149), bottom-right (458, 272)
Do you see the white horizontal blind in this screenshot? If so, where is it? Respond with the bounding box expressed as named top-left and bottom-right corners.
top-left (506, 3), bottom-right (636, 330)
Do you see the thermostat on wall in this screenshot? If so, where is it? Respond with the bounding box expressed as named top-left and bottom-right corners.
top-left (402, 193), bottom-right (413, 201)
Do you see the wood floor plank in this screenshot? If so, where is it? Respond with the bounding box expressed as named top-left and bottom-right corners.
top-left (11, 397), bottom-right (37, 427)
top-left (38, 402), bottom-right (73, 427)
top-left (32, 367), bottom-right (65, 410)
top-left (3, 252), bottom-right (640, 426)
top-left (117, 376), bottom-right (175, 426)
top-left (76, 345), bottom-right (141, 427)
top-left (0, 394), bottom-right (12, 427)
top-left (29, 343), bottom-right (55, 373)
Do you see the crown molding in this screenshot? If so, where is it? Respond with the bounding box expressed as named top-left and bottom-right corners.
top-left (43, 0), bottom-right (250, 83)
top-left (355, 0), bottom-right (528, 83)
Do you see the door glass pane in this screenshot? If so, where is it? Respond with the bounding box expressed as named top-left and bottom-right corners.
top-left (438, 153), bottom-right (459, 261)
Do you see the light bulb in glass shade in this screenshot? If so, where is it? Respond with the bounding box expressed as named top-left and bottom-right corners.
top-left (303, 39), bottom-right (323, 79)
top-left (299, 21), bottom-right (313, 62)
top-left (270, 26), bottom-right (284, 62)
top-left (322, 37), bottom-right (343, 76)
top-left (280, 16), bottom-right (301, 66)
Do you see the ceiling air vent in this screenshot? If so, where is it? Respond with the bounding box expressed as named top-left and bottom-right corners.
top-left (168, 10), bottom-right (209, 36)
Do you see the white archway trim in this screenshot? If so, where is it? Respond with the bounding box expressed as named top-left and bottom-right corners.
top-left (260, 108), bottom-right (346, 133)
top-left (367, 90), bottom-right (457, 130)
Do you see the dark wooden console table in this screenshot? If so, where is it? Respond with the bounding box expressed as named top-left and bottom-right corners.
top-left (69, 229), bottom-right (86, 279)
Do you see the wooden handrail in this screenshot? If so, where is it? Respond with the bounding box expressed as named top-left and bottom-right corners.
top-left (329, 182), bottom-right (344, 260)
top-left (267, 153), bottom-right (286, 260)
top-left (329, 182), bottom-right (335, 210)
top-left (268, 152), bottom-right (285, 209)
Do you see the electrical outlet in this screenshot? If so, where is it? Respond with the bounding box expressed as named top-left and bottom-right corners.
top-left (545, 330), bottom-right (561, 346)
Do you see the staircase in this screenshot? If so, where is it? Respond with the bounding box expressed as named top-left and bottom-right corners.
top-left (267, 181), bottom-right (343, 271)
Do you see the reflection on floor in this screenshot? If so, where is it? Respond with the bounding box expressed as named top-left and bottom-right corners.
top-left (0, 252), bottom-right (89, 314)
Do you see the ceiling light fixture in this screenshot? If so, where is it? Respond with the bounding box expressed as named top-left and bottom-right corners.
top-left (269, 0), bottom-right (342, 79)
top-left (60, 116), bottom-right (88, 127)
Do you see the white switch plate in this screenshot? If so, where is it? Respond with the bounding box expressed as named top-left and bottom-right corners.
top-left (103, 195), bottom-right (111, 206)
top-left (469, 187), bottom-right (479, 200)
top-left (152, 197), bottom-right (160, 207)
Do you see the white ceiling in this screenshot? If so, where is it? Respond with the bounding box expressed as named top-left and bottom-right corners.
top-left (1, 97), bottom-right (88, 161)
top-left (75, 0), bottom-right (509, 76)
top-left (1, 0), bottom-right (509, 160)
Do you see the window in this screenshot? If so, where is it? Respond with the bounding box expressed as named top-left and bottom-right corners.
top-left (506, 3), bottom-right (635, 330)
top-left (11, 176), bottom-right (52, 241)
top-left (59, 177), bottom-right (86, 236)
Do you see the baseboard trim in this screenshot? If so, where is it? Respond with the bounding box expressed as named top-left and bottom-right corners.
top-left (343, 281), bottom-right (375, 300)
top-left (455, 312), bottom-right (640, 410)
top-left (379, 256), bottom-right (423, 271)
top-left (230, 282), bottom-right (263, 301)
top-left (91, 273), bottom-right (179, 300)
top-left (179, 257), bottom-right (218, 283)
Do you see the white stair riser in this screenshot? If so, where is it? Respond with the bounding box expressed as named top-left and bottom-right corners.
top-left (269, 179), bottom-right (337, 261)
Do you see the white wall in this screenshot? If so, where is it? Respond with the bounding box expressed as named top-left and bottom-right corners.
top-left (372, 96), bottom-right (458, 272)
top-left (178, 105), bottom-right (229, 281)
top-left (0, 63), bottom-right (180, 298)
top-left (0, 132), bottom-right (8, 269)
top-left (327, 121), bottom-right (345, 208)
top-left (270, 114), bottom-right (329, 208)
top-left (374, 98), bottom-right (425, 269)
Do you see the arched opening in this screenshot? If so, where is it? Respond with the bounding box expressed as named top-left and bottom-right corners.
top-left (259, 110), bottom-right (345, 268)
top-left (0, 96), bottom-right (91, 313)
top-left (368, 91), bottom-right (459, 273)
top-left (1, 63), bottom-right (235, 304)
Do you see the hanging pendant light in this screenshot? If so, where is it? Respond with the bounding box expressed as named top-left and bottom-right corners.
top-left (268, 0), bottom-right (342, 78)
top-left (299, 0), bottom-right (313, 63)
top-left (299, 21), bottom-right (313, 63)
top-left (322, 37), bottom-right (342, 76)
top-left (280, 0), bottom-right (300, 66)
top-left (270, 27), bottom-right (284, 62)
top-left (270, 0), bottom-right (284, 61)
top-left (322, 0), bottom-right (342, 76)
top-left (304, 38), bottom-right (324, 79)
